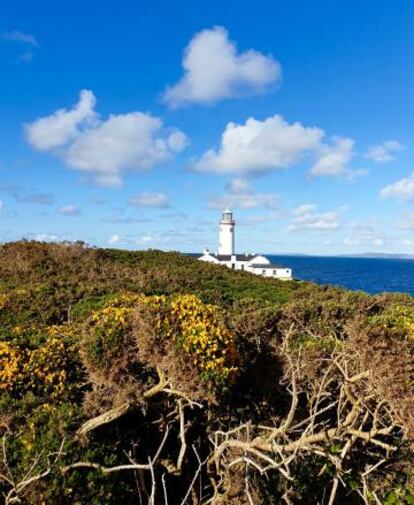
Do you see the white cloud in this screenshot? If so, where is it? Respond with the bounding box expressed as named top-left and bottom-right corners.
top-left (380, 172), bottom-right (414, 201)
top-left (0, 200), bottom-right (4, 213)
top-left (288, 204), bottom-right (340, 232)
top-left (2, 30), bottom-right (38, 47)
top-left (194, 114), bottom-right (364, 179)
top-left (167, 130), bottom-right (189, 152)
top-left (136, 235), bottom-right (154, 245)
top-left (34, 234), bottom-right (60, 242)
top-left (365, 140), bottom-right (404, 163)
top-left (129, 192), bottom-right (168, 208)
top-left (64, 113), bottom-right (183, 188)
top-left (209, 178), bottom-right (278, 210)
top-left (194, 115), bottom-right (323, 175)
top-left (58, 205), bottom-right (80, 216)
top-left (164, 26), bottom-right (281, 107)
top-left (227, 178), bottom-right (251, 194)
top-left (344, 222), bottom-right (385, 248)
top-left (25, 90), bottom-right (188, 187)
top-left (108, 234), bottom-right (121, 244)
top-left (25, 89), bottom-right (97, 150)
top-left (344, 236), bottom-right (384, 247)
top-left (310, 137), bottom-right (357, 177)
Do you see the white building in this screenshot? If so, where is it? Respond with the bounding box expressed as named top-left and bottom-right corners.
top-left (198, 209), bottom-right (293, 280)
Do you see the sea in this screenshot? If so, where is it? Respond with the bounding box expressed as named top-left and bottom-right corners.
top-left (267, 255), bottom-right (414, 297)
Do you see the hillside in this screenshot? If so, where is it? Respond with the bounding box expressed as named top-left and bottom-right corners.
top-left (0, 241), bottom-right (413, 504)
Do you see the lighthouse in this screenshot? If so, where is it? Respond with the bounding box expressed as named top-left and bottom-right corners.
top-left (198, 210), bottom-right (292, 280)
top-left (218, 208), bottom-right (235, 256)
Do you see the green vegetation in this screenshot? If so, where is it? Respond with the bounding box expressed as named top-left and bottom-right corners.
top-left (0, 241), bottom-right (413, 504)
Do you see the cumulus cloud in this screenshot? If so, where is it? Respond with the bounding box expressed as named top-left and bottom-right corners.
top-left (129, 192), bottom-right (169, 208)
top-left (58, 205), bottom-right (80, 216)
top-left (108, 234), bottom-right (121, 244)
top-left (194, 115), bottom-right (323, 175)
top-left (193, 114), bottom-right (365, 179)
top-left (25, 90), bottom-right (188, 187)
top-left (25, 90), bottom-right (97, 151)
top-left (310, 137), bottom-right (360, 178)
top-left (287, 204), bottom-right (340, 232)
top-left (164, 26), bottom-right (281, 107)
top-left (380, 173), bottom-right (414, 201)
top-left (166, 130), bottom-right (189, 152)
top-left (365, 140), bottom-right (404, 163)
top-left (64, 114), bottom-right (183, 187)
top-left (209, 178), bottom-right (278, 210)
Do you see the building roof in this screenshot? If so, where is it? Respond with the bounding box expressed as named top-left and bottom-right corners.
top-left (214, 253), bottom-right (258, 261)
top-left (250, 263), bottom-right (286, 269)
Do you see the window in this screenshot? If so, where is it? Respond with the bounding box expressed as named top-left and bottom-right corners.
top-left (262, 269), bottom-right (266, 275)
top-left (232, 263), bottom-right (235, 269)
top-left (273, 270), bottom-right (276, 275)
top-left (241, 264), bottom-right (244, 271)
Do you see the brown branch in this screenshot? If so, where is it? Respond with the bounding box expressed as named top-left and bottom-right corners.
top-left (63, 461), bottom-right (152, 474)
top-left (176, 400), bottom-right (186, 472)
top-left (76, 367), bottom-right (198, 439)
top-left (76, 401), bottom-right (130, 438)
top-left (66, 425), bottom-right (170, 476)
top-left (143, 367), bottom-right (168, 399)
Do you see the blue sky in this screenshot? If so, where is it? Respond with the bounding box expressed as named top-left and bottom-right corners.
top-left (1, 0), bottom-right (414, 254)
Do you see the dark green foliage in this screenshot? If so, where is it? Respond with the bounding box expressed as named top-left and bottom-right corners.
top-left (0, 242), bottom-right (413, 504)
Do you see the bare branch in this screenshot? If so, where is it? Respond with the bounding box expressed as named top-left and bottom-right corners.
top-left (76, 402), bottom-right (130, 438)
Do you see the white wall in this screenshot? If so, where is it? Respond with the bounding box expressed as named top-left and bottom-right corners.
top-left (198, 256), bottom-right (292, 280)
top-left (248, 266), bottom-right (292, 280)
top-left (218, 223), bottom-right (234, 255)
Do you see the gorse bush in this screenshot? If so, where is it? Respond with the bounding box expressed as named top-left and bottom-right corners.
top-left (0, 242), bottom-right (413, 504)
top-left (0, 325), bottom-right (82, 400)
top-left (84, 293), bottom-right (138, 368)
top-left (168, 294), bottom-right (237, 387)
top-left (81, 292), bottom-right (238, 404)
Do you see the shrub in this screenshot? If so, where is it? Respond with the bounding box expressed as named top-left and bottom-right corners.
top-left (81, 292), bottom-right (238, 408)
top-left (0, 325), bottom-right (83, 401)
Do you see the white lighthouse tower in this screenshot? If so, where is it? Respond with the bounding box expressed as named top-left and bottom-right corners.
top-left (198, 209), bottom-right (292, 280)
top-left (218, 208), bottom-right (235, 255)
